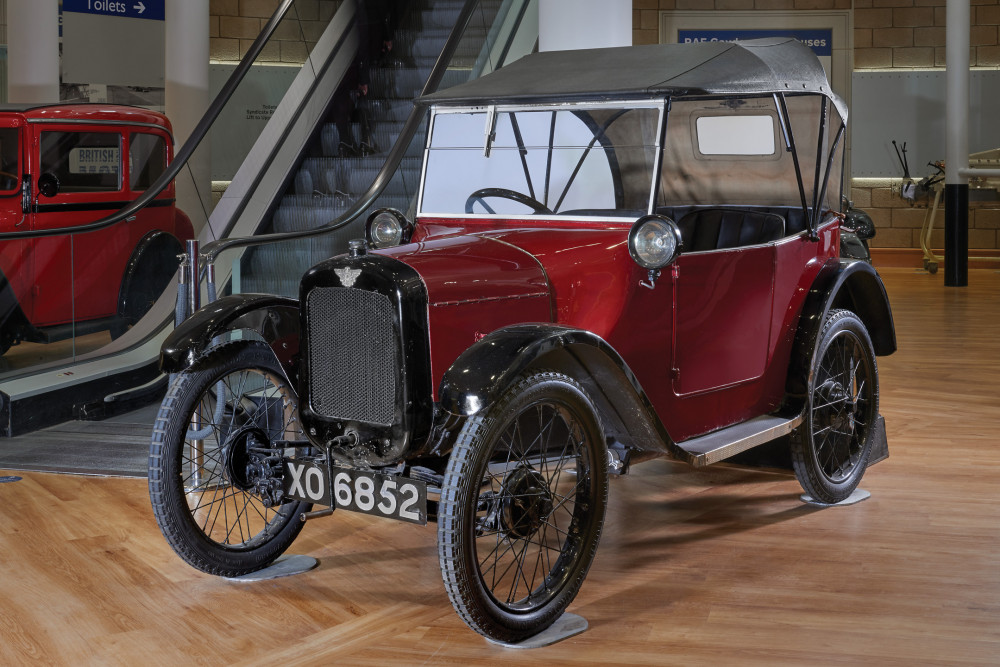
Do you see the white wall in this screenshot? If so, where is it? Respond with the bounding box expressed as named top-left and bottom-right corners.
top-left (539, 0), bottom-right (631, 52)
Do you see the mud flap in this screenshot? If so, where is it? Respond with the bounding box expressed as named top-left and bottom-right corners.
top-left (868, 414), bottom-right (889, 465)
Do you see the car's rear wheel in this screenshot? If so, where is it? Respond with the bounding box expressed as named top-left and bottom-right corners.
top-left (149, 341), bottom-right (311, 576)
top-left (438, 371), bottom-right (608, 644)
top-left (791, 309), bottom-right (879, 504)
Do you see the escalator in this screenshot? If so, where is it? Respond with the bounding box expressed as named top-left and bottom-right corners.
top-left (0, 0), bottom-right (538, 437)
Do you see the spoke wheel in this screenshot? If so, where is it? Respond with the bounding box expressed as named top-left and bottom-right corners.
top-left (149, 341), bottom-right (311, 576)
top-left (792, 309), bottom-right (879, 504)
top-left (438, 371), bottom-right (608, 644)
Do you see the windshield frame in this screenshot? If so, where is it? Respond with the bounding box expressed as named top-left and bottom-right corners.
top-left (418, 99), bottom-right (666, 221)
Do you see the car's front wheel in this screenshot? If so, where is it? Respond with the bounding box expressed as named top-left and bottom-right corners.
top-left (148, 341), bottom-right (311, 576)
top-left (438, 371), bottom-right (608, 644)
top-left (791, 309), bottom-right (879, 504)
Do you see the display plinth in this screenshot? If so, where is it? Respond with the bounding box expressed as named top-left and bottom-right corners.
top-left (224, 555), bottom-right (319, 582)
top-left (801, 488), bottom-right (871, 507)
top-left (486, 613), bottom-right (588, 649)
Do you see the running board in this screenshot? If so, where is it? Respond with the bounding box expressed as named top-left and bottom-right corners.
top-left (676, 414), bottom-right (803, 467)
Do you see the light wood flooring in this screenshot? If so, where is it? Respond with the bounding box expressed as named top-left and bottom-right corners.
top-left (1, 267), bottom-right (998, 665)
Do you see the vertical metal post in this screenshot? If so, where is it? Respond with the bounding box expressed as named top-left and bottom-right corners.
top-left (186, 239), bottom-right (201, 316)
top-left (175, 252), bottom-right (190, 327)
top-left (945, 0), bottom-right (970, 286)
top-left (185, 240), bottom-right (204, 488)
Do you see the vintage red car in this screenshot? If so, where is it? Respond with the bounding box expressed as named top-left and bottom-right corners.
top-left (151, 39), bottom-right (894, 645)
top-left (0, 103), bottom-right (193, 354)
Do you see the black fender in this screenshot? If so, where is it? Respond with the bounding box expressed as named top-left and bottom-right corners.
top-left (439, 324), bottom-right (685, 460)
top-left (785, 258), bottom-right (896, 407)
top-left (159, 293), bottom-right (301, 385)
top-left (117, 230), bottom-right (185, 324)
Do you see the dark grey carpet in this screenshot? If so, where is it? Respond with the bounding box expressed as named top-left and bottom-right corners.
top-left (0, 405), bottom-right (157, 477)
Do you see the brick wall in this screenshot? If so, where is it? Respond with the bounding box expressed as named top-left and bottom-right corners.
top-left (636, 0), bottom-right (1000, 251)
top-left (852, 180), bottom-right (999, 250)
top-left (210, 0), bottom-right (342, 63)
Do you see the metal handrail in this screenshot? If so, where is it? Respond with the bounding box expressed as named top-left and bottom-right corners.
top-left (200, 0), bottom-right (485, 263)
top-left (0, 0), bottom-right (298, 242)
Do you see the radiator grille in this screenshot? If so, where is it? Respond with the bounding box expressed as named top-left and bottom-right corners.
top-left (307, 287), bottom-right (397, 426)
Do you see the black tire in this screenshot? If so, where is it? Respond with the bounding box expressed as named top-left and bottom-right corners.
top-left (438, 371), bottom-right (608, 644)
top-left (791, 309), bottom-right (879, 504)
top-left (148, 341), bottom-right (311, 576)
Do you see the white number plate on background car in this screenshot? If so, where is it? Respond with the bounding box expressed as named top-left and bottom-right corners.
top-left (283, 461), bottom-right (428, 525)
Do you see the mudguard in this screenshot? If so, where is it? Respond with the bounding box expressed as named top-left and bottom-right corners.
top-left (785, 258), bottom-right (896, 407)
top-left (117, 230), bottom-right (184, 324)
top-left (439, 324), bottom-right (685, 459)
top-left (159, 293), bottom-right (300, 383)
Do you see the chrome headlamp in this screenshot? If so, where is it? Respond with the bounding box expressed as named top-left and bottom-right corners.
top-left (365, 208), bottom-right (414, 249)
top-left (628, 215), bottom-right (682, 286)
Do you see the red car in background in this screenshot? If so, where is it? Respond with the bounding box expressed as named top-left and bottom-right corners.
top-left (0, 103), bottom-right (193, 354)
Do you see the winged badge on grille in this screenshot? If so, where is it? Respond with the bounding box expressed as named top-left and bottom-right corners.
top-left (334, 267), bottom-right (362, 287)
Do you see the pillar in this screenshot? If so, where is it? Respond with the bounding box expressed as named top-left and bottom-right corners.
top-left (539, 0), bottom-right (631, 52)
top-left (166, 0), bottom-right (212, 234)
top-left (944, 0), bottom-right (970, 287)
top-left (7, 0), bottom-right (59, 103)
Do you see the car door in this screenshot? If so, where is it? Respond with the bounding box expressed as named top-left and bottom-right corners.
top-left (0, 119), bottom-right (29, 329)
top-left (29, 126), bottom-right (129, 326)
top-left (671, 243), bottom-right (776, 396)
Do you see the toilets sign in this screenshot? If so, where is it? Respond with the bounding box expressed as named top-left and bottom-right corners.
top-left (61, 0), bottom-right (165, 88)
top-left (62, 0), bottom-right (164, 22)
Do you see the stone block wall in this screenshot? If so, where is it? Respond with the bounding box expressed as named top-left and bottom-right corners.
top-left (210, 0), bottom-right (342, 64)
top-left (852, 180), bottom-right (999, 249)
top-left (633, 0), bottom-right (1000, 65)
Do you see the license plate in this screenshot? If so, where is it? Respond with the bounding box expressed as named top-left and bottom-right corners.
top-left (283, 461), bottom-right (428, 525)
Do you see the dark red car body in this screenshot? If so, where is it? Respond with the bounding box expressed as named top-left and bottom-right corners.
top-left (0, 104), bottom-right (193, 352)
top-left (154, 39), bottom-right (896, 645)
top-left (377, 215), bottom-right (840, 443)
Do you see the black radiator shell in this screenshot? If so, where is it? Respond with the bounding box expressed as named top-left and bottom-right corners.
top-left (298, 252), bottom-right (432, 464)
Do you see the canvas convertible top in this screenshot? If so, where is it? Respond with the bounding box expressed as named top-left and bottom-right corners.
top-left (419, 37), bottom-right (847, 120)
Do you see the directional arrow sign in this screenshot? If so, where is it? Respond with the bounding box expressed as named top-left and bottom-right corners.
top-left (62, 0), bottom-right (165, 22)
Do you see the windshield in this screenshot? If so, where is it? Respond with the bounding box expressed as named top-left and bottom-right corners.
top-left (420, 104), bottom-right (660, 218)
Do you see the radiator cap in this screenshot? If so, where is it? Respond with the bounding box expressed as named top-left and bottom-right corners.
top-left (348, 238), bottom-right (368, 257)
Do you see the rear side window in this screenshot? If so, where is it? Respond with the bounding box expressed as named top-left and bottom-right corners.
top-left (695, 115), bottom-right (777, 156)
top-left (0, 128), bottom-right (20, 192)
top-left (129, 132), bottom-right (167, 191)
top-left (40, 131), bottom-right (122, 193)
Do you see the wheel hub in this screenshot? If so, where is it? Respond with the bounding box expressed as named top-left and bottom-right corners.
top-left (817, 379), bottom-right (855, 435)
top-left (500, 466), bottom-right (553, 539)
top-left (222, 426), bottom-right (268, 491)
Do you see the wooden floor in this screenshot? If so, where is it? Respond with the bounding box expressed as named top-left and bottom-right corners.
top-left (2, 267), bottom-right (999, 665)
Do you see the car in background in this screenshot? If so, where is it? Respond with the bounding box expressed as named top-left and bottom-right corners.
top-left (0, 103), bottom-right (193, 354)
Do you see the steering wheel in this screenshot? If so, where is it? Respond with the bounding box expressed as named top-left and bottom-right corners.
top-left (465, 187), bottom-right (553, 215)
top-left (0, 172), bottom-right (18, 190)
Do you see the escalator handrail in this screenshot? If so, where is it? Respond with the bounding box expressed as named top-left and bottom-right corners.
top-left (0, 0), bottom-right (299, 242)
top-left (200, 0), bottom-right (485, 264)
